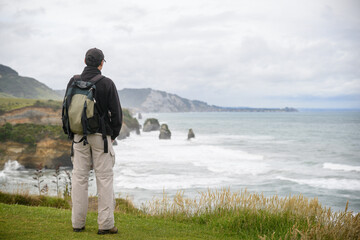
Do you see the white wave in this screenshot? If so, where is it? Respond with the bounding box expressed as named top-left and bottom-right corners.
top-left (206, 161), bottom-right (270, 176)
top-left (0, 160), bottom-right (25, 184)
top-left (323, 163), bottom-right (360, 172)
top-left (218, 134), bottom-right (274, 141)
top-left (276, 176), bottom-right (360, 191)
top-left (0, 171), bottom-right (7, 183)
top-left (3, 160), bottom-right (24, 172)
top-left (119, 168), bottom-right (148, 177)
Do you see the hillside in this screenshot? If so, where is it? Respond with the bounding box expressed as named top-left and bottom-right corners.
top-left (0, 64), bottom-right (61, 100)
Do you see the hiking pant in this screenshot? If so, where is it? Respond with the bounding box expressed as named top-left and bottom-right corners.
top-left (71, 133), bottom-right (116, 230)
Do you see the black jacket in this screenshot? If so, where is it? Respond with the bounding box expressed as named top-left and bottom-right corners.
top-left (65, 66), bottom-right (122, 140)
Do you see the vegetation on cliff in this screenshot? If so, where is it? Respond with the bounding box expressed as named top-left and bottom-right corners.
top-left (122, 108), bottom-right (139, 130)
top-left (0, 123), bottom-right (66, 147)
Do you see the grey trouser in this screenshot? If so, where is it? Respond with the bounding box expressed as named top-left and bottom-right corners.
top-left (71, 133), bottom-right (116, 230)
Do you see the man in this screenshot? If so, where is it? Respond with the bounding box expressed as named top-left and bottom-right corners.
top-left (64, 48), bottom-right (122, 234)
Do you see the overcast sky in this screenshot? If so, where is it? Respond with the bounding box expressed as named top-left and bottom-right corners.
top-left (0, 0), bottom-right (359, 108)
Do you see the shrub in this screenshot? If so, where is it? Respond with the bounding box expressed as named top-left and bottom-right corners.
top-left (0, 123), bottom-right (67, 144)
top-left (0, 191), bottom-right (70, 209)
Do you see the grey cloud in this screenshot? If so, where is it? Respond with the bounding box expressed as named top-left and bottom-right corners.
top-left (114, 24), bottom-right (133, 34)
top-left (170, 11), bottom-right (239, 29)
top-left (14, 7), bottom-right (45, 17)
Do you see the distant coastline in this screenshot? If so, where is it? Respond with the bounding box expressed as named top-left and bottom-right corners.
top-left (299, 108), bottom-right (360, 112)
top-left (209, 106), bottom-right (298, 112)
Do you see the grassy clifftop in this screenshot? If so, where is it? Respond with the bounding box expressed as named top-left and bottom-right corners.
top-left (0, 189), bottom-right (358, 239)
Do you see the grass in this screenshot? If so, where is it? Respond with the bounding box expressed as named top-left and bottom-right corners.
top-left (0, 97), bottom-right (62, 114)
top-left (0, 191), bottom-right (70, 209)
top-left (0, 189), bottom-right (359, 239)
top-left (0, 203), bottom-right (234, 240)
top-left (0, 97), bottom-right (37, 113)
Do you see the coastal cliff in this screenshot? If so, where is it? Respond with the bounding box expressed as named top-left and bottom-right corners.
top-left (0, 101), bottom-right (139, 169)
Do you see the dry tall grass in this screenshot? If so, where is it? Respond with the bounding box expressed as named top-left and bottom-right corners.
top-left (142, 188), bottom-right (360, 239)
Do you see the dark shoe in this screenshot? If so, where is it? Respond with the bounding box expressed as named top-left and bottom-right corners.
top-left (73, 226), bottom-right (85, 232)
top-left (97, 226), bottom-right (118, 235)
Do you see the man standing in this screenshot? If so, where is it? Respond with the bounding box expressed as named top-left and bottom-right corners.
top-left (63, 48), bottom-right (122, 234)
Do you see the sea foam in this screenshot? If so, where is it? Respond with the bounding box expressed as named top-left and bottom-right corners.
top-left (323, 163), bottom-right (360, 172)
top-left (276, 176), bottom-right (360, 191)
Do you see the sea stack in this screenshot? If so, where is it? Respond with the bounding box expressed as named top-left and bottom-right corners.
top-left (188, 129), bottom-right (195, 140)
top-left (143, 118), bottom-right (160, 132)
top-left (159, 124), bottom-right (171, 140)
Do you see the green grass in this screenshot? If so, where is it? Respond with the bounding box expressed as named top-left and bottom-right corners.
top-left (0, 203), bottom-right (235, 240)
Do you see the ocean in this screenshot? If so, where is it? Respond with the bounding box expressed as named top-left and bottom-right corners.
top-left (1, 111), bottom-right (360, 212)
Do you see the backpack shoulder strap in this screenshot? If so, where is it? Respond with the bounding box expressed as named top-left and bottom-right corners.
top-left (73, 75), bottom-right (81, 81)
top-left (89, 74), bottom-right (105, 85)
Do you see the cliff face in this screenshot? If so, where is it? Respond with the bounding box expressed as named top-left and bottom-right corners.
top-left (0, 107), bottom-right (61, 125)
top-left (0, 138), bottom-right (72, 169)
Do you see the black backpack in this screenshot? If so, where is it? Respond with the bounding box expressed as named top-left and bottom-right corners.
top-left (62, 74), bottom-right (108, 154)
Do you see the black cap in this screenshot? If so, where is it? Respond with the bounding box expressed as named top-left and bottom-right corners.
top-left (85, 48), bottom-right (106, 67)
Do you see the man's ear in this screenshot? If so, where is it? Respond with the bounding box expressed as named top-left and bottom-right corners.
top-left (98, 60), bottom-right (104, 70)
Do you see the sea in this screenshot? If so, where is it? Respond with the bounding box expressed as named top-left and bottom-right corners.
top-left (1, 111), bottom-right (360, 212)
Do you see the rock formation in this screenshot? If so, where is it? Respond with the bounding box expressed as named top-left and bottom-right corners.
top-left (138, 113), bottom-right (142, 119)
top-left (159, 124), bottom-right (171, 140)
top-left (188, 129), bottom-right (195, 140)
top-left (143, 118), bottom-right (160, 132)
top-left (117, 124), bottom-right (131, 140)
